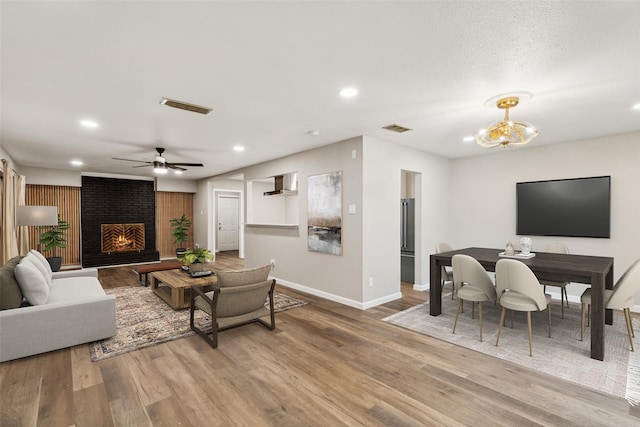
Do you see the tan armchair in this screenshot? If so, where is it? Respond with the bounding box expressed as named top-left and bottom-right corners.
top-left (189, 264), bottom-right (276, 348)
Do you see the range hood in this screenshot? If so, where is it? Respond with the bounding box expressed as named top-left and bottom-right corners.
top-left (264, 172), bottom-right (298, 196)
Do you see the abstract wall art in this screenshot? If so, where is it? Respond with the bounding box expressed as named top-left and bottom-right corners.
top-left (307, 171), bottom-right (342, 255)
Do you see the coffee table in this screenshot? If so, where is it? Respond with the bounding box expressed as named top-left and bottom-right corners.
top-left (149, 265), bottom-right (217, 309)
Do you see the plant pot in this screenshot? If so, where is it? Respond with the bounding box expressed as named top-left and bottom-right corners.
top-left (176, 248), bottom-right (187, 258)
top-left (189, 263), bottom-right (204, 273)
top-left (46, 257), bottom-right (62, 272)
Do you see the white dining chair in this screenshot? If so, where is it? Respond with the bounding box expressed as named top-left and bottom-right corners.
top-left (451, 254), bottom-right (497, 342)
top-left (495, 258), bottom-right (552, 357)
top-left (436, 242), bottom-right (455, 299)
top-left (539, 242), bottom-right (571, 318)
top-left (580, 258), bottom-right (640, 351)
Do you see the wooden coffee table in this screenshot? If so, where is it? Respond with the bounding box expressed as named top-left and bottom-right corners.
top-left (149, 266), bottom-right (217, 309)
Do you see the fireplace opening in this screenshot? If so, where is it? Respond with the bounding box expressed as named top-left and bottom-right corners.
top-left (101, 223), bottom-right (145, 253)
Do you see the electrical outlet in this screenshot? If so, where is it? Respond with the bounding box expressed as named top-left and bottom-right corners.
top-left (369, 277), bottom-right (374, 288)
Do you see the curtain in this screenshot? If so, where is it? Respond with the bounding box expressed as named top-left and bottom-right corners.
top-left (1, 159), bottom-right (28, 263)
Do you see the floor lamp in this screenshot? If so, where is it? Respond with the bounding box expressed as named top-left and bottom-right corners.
top-left (16, 205), bottom-right (59, 251)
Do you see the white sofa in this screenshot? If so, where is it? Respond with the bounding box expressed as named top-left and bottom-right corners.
top-left (0, 253), bottom-right (116, 362)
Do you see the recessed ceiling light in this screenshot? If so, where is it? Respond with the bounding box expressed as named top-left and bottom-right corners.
top-left (233, 146), bottom-right (245, 152)
top-left (339, 87), bottom-right (358, 98)
top-left (71, 159), bottom-right (83, 166)
top-left (80, 119), bottom-right (98, 128)
top-left (463, 136), bottom-right (475, 143)
top-left (308, 130), bottom-right (320, 136)
top-left (633, 102), bottom-right (640, 111)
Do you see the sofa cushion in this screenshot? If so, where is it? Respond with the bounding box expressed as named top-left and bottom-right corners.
top-left (217, 264), bottom-right (271, 287)
top-left (24, 252), bottom-right (52, 287)
top-left (0, 256), bottom-right (24, 310)
top-left (30, 249), bottom-right (53, 279)
top-left (15, 260), bottom-right (50, 305)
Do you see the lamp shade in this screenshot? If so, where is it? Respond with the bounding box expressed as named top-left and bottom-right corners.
top-left (16, 206), bottom-right (58, 226)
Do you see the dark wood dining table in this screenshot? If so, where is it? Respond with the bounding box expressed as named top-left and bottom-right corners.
top-left (430, 247), bottom-right (614, 361)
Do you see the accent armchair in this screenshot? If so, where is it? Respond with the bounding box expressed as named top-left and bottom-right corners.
top-left (190, 264), bottom-right (276, 348)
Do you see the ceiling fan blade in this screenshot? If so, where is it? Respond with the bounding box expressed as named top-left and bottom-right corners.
top-left (167, 162), bottom-right (204, 167)
top-left (112, 157), bottom-right (152, 164)
top-left (132, 164), bottom-right (153, 168)
top-left (168, 165), bottom-right (187, 171)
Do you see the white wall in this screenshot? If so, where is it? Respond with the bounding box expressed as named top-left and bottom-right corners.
top-left (362, 136), bottom-right (451, 302)
top-left (21, 166), bottom-right (82, 186)
top-left (449, 131), bottom-right (640, 302)
top-left (156, 177), bottom-right (197, 193)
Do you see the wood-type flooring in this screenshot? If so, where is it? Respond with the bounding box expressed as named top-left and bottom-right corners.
top-left (1, 251), bottom-right (639, 426)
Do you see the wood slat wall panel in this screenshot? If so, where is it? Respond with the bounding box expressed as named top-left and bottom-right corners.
top-left (25, 185), bottom-right (81, 266)
top-left (156, 192), bottom-right (194, 258)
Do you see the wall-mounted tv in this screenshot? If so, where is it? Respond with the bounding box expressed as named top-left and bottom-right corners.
top-left (516, 176), bottom-right (611, 238)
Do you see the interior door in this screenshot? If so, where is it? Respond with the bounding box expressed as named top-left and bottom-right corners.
top-left (217, 195), bottom-right (239, 251)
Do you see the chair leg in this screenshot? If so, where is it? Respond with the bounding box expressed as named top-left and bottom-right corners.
top-left (471, 302), bottom-right (475, 320)
top-left (624, 308), bottom-right (635, 352)
top-left (587, 304), bottom-right (591, 327)
top-left (510, 310), bottom-right (514, 329)
top-left (560, 290), bottom-right (565, 319)
top-left (547, 303), bottom-right (552, 338)
top-left (496, 307), bottom-right (506, 347)
top-left (479, 302), bottom-right (483, 342)
top-left (580, 302), bottom-right (585, 341)
top-left (563, 287), bottom-right (570, 308)
top-left (452, 298), bottom-right (463, 334)
top-left (527, 311), bottom-right (533, 357)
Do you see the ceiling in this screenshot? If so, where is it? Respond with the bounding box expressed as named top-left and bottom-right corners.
top-left (2, 1), bottom-right (639, 181)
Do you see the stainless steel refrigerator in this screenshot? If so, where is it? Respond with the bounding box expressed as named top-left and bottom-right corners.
top-left (401, 198), bottom-right (415, 283)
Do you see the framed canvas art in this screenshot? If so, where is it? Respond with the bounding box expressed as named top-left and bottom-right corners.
top-left (307, 171), bottom-right (342, 255)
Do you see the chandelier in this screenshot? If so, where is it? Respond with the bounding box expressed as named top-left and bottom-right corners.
top-left (474, 96), bottom-right (540, 148)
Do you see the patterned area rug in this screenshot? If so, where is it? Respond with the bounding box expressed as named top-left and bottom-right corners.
top-left (89, 286), bottom-right (306, 361)
top-left (383, 293), bottom-right (640, 404)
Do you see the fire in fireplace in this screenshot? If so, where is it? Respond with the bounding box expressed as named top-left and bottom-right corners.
top-left (101, 223), bottom-right (145, 253)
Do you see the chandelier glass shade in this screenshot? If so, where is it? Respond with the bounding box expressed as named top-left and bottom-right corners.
top-left (474, 96), bottom-right (539, 148)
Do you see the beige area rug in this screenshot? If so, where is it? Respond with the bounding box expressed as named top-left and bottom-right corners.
top-left (89, 286), bottom-right (307, 361)
top-left (383, 293), bottom-right (640, 404)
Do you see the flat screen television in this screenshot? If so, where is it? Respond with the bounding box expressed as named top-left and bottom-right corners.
top-left (516, 176), bottom-right (611, 238)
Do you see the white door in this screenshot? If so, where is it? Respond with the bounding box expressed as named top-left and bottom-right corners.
top-left (217, 195), bottom-right (239, 251)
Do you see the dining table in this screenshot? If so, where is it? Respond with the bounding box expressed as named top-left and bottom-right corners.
top-left (429, 247), bottom-right (614, 361)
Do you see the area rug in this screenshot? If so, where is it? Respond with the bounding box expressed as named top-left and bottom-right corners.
top-left (383, 294), bottom-right (640, 404)
top-left (89, 286), bottom-right (307, 361)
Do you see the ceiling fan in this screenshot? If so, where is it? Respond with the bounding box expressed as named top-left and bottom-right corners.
top-left (113, 147), bottom-right (203, 174)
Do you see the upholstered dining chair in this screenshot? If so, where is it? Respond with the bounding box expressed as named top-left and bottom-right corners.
top-left (451, 254), bottom-right (497, 342)
top-left (436, 242), bottom-right (455, 299)
top-left (580, 258), bottom-right (640, 351)
top-left (495, 259), bottom-right (552, 357)
top-left (539, 242), bottom-right (571, 318)
top-left (190, 264), bottom-right (276, 348)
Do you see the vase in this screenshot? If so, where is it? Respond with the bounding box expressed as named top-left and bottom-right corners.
top-left (519, 237), bottom-right (533, 255)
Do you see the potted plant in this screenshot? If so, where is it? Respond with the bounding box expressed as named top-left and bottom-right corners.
top-left (170, 214), bottom-right (192, 258)
top-left (178, 247), bottom-right (214, 272)
top-left (38, 214), bottom-right (69, 272)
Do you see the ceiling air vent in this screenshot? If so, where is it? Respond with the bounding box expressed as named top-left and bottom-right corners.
top-left (382, 124), bottom-right (412, 133)
top-left (160, 98), bottom-right (212, 115)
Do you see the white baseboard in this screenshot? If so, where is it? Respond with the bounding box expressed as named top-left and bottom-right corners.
top-left (273, 277), bottom-right (401, 310)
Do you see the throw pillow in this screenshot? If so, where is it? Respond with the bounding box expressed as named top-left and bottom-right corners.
top-left (30, 249), bottom-right (53, 277)
top-left (217, 264), bottom-right (271, 287)
top-left (24, 253), bottom-right (52, 287)
top-left (0, 256), bottom-right (24, 310)
top-left (15, 261), bottom-right (50, 305)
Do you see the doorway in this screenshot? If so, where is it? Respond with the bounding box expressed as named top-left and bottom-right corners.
top-left (217, 194), bottom-right (240, 252)
top-left (400, 170), bottom-right (421, 289)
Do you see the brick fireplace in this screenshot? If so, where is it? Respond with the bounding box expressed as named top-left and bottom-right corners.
top-left (81, 176), bottom-right (160, 267)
